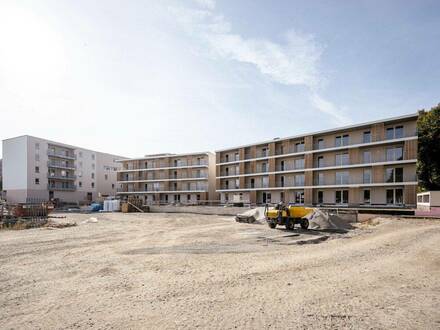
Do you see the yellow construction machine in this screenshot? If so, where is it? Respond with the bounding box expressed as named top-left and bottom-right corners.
top-left (264, 203), bottom-right (313, 230)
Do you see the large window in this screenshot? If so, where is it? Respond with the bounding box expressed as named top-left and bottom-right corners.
top-left (363, 131), bottom-right (371, 143)
top-left (317, 156), bottom-right (324, 167)
top-left (386, 126), bottom-right (404, 140)
top-left (295, 191), bottom-right (304, 204)
top-left (336, 190), bottom-right (349, 204)
top-left (386, 188), bottom-right (403, 205)
top-left (363, 151), bottom-right (372, 163)
top-left (335, 153), bottom-right (349, 166)
top-left (363, 190), bottom-right (371, 204)
top-left (336, 171), bottom-right (349, 185)
top-left (335, 134), bottom-right (349, 147)
top-left (317, 139), bottom-right (325, 149)
top-left (296, 142), bottom-right (305, 152)
top-left (317, 191), bottom-right (324, 204)
top-left (295, 174), bottom-right (305, 186)
top-left (386, 147), bottom-right (403, 161)
top-left (317, 173), bottom-right (324, 185)
top-left (385, 167), bottom-right (403, 183)
top-left (295, 158), bottom-right (305, 169)
top-left (363, 169), bottom-right (372, 183)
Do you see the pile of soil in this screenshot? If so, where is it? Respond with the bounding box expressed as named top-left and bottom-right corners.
top-left (307, 209), bottom-right (354, 232)
top-left (235, 207), bottom-right (266, 224)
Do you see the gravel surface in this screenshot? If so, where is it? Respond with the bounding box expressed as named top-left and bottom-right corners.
top-left (0, 212), bottom-right (439, 329)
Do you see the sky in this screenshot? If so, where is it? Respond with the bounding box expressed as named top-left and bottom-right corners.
top-left (0, 0), bottom-right (439, 158)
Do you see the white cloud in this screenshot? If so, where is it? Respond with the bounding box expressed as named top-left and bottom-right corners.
top-left (171, 1), bottom-right (352, 125)
top-left (310, 93), bottom-right (352, 125)
top-left (192, 0), bottom-right (216, 10)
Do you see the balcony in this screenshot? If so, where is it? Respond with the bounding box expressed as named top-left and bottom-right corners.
top-left (47, 184), bottom-right (76, 191)
top-left (47, 161), bottom-right (75, 170)
top-left (47, 150), bottom-right (76, 160)
top-left (47, 173), bottom-right (76, 180)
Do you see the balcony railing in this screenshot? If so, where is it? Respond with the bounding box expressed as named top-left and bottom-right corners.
top-left (123, 161), bottom-right (208, 171)
top-left (47, 174), bottom-right (76, 180)
top-left (47, 161), bottom-right (75, 170)
top-left (47, 150), bottom-right (76, 160)
top-left (47, 184), bottom-right (76, 191)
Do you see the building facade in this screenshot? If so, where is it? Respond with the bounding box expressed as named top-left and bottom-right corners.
top-left (116, 152), bottom-right (216, 204)
top-left (216, 113), bottom-right (419, 208)
top-left (2, 135), bottom-right (124, 203)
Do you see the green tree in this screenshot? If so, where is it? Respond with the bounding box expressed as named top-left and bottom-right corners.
top-left (417, 104), bottom-right (440, 191)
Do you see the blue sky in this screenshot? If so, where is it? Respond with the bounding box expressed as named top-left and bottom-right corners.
top-left (0, 0), bottom-right (438, 157)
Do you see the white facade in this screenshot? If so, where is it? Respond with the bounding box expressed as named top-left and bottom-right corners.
top-left (2, 135), bottom-right (125, 204)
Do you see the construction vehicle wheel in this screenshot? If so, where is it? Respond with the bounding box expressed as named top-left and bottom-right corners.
top-left (268, 222), bottom-right (276, 229)
top-left (285, 221), bottom-right (294, 230)
top-left (300, 218), bottom-right (309, 230)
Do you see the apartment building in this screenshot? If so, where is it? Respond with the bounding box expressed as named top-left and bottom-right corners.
top-left (116, 152), bottom-right (216, 204)
top-left (216, 113), bottom-right (419, 208)
top-left (2, 135), bottom-right (125, 204)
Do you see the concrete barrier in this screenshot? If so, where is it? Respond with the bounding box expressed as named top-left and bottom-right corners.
top-left (148, 205), bottom-right (250, 216)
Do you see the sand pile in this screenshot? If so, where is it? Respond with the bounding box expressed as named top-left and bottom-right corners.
top-left (235, 207), bottom-right (266, 224)
top-left (307, 209), bottom-right (354, 232)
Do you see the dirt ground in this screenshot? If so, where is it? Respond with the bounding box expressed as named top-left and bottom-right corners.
top-left (0, 212), bottom-right (439, 329)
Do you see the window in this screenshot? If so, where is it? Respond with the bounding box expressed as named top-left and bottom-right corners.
top-left (395, 126), bottom-right (404, 139)
top-left (35, 166), bottom-right (39, 173)
top-left (335, 153), bottom-right (349, 166)
top-left (363, 131), bottom-right (371, 143)
top-left (35, 154), bottom-right (40, 161)
top-left (363, 169), bottom-right (372, 183)
top-left (295, 174), bottom-right (305, 186)
top-left (385, 167), bottom-right (403, 183)
top-left (295, 158), bottom-right (304, 169)
top-left (91, 173), bottom-right (95, 179)
top-left (225, 180), bottom-right (229, 189)
top-left (317, 191), bottom-right (324, 204)
top-left (92, 163), bottom-right (95, 170)
top-left (280, 176), bottom-right (285, 187)
top-left (262, 176), bottom-right (269, 188)
top-left (336, 190), bottom-right (349, 204)
top-left (104, 174), bottom-right (108, 180)
top-left (235, 152), bottom-right (239, 161)
top-left (92, 154), bottom-right (95, 160)
top-left (225, 154), bottom-right (229, 162)
top-left (386, 147), bottom-right (403, 161)
top-left (363, 190), bottom-right (371, 204)
top-left (395, 167), bottom-right (403, 182)
top-left (317, 173), bottom-right (324, 185)
top-left (386, 127), bottom-right (394, 140)
top-left (335, 134), bottom-right (349, 147)
top-left (250, 178), bottom-right (255, 188)
top-left (317, 139), bottom-right (324, 149)
top-left (387, 189), bottom-right (403, 204)
top-left (235, 179), bottom-right (239, 189)
top-left (295, 192), bottom-right (304, 204)
top-left (386, 126), bottom-right (404, 140)
top-left (280, 160), bottom-right (285, 171)
top-left (317, 156), bottom-right (324, 168)
top-left (363, 151), bottom-right (372, 164)
top-left (261, 162), bottom-right (268, 172)
top-left (196, 194), bottom-right (201, 201)
top-left (79, 181), bottom-right (82, 188)
top-left (35, 143), bottom-right (40, 150)
top-left (79, 151), bottom-right (82, 158)
top-left (335, 171), bottom-right (349, 184)
top-left (91, 182), bottom-right (95, 188)
top-left (296, 142), bottom-right (305, 152)
top-left (261, 148), bottom-right (268, 157)
top-left (35, 178), bottom-right (40, 185)
top-left (280, 192), bottom-right (284, 202)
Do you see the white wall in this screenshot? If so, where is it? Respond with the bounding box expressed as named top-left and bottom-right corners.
top-left (2, 136), bottom-right (28, 190)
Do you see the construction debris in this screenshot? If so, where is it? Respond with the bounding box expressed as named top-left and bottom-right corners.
top-left (307, 209), bottom-right (354, 232)
top-left (235, 207), bottom-right (266, 223)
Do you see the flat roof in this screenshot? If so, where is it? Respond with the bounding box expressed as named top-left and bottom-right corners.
top-left (215, 112), bottom-right (419, 152)
top-left (2, 135), bottom-right (127, 159)
top-left (116, 151), bottom-right (213, 162)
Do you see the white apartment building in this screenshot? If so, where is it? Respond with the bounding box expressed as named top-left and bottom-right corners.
top-left (2, 135), bottom-right (125, 204)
